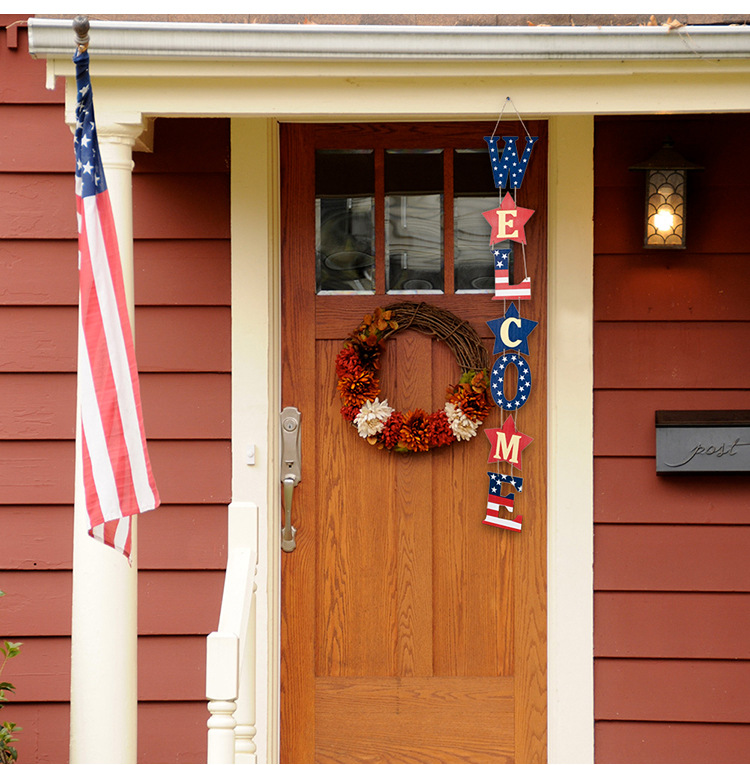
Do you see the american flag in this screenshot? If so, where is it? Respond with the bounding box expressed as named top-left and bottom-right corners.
top-left (74, 49), bottom-right (160, 557)
top-left (492, 247), bottom-right (531, 301)
top-left (483, 472), bottom-right (523, 532)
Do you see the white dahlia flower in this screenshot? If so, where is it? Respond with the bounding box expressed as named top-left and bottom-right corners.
top-left (354, 397), bottom-right (394, 438)
top-left (444, 402), bottom-right (480, 441)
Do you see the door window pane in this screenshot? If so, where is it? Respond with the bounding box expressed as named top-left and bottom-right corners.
top-left (316, 150), bottom-right (375, 294)
top-left (454, 149), bottom-right (498, 292)
top-left (385, 150), bottom-right (443, 293)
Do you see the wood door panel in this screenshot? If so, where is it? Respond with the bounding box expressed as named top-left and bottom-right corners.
top-left (316, 333), bottom-right (519, 680)
top-left (430, 340), bottom-right (516, 678)
top-left (317, 338), bottom-right (398, 677)
top-left (281, 121), bottom-right (547, 763)
top-left (315, 677), bottom-right (515, 764)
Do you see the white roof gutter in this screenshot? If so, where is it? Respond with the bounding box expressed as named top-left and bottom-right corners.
top-left (28, 17), bottom-right (750, 62)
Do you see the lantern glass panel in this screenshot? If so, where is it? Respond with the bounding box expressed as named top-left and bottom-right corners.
top-left (644, 168), bottom-right (686, 249)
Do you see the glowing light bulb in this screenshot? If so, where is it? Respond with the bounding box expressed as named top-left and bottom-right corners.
top-left (653, 208), bottom-right (674, 232)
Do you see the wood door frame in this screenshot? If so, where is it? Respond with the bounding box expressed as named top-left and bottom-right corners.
top-left (228, 115), bottom-right (594, 763)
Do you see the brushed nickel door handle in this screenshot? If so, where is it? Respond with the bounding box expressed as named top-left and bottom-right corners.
top-left (280, 406), bottom-right (301, 553)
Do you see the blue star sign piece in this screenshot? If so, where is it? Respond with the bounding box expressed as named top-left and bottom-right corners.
top-left (487, 303), bottom-right (539, 356)
top-left (490, 354), bottom-right (533, 411)
top-left (484, 135), bottom-right (538, 190)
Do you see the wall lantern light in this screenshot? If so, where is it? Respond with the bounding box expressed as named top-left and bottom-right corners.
top-left (630, 140), bottom-right (703, 250)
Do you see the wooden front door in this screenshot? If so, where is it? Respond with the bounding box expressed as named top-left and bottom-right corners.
top-left (280, 122), bottom-right (547, 764)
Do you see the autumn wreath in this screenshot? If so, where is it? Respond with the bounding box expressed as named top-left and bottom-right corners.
top-left (335, 302), bottom-right (493, 453)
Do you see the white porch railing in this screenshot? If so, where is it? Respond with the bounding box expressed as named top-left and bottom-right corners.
top-left (206, 502), bottom-right (259, 764)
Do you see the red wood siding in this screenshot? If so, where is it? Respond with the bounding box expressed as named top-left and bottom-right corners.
top-left (596, 592), bottom-right (750, 659)
top-left (0, 239), bottom-right (230, 306)
top-left (3, 505), bottom-right (228, 570)
top-left (594, 115), bottom-right (750, 762)
top-left (595, 458), bottom-right (749, 524)
top-left (596, 722), bottom-right (750, 765)
top-left (0, 21), bottom-right (231, 763)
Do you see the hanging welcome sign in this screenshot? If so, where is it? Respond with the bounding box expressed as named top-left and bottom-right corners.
top-left (481, 98), bottom-right (539, 533)
top-left (330, 99), bottom-right (541, 535)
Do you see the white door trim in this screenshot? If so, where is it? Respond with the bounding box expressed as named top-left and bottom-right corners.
top-left (230, 117), bottom-right (281, 764)
top-left (230, 115), bottom-right (596, 763)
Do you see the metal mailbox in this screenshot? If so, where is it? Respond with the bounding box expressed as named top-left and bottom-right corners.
top-left (655, 411), bottom-right (750, 474)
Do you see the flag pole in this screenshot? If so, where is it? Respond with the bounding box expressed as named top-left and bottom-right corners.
top-left (69, 16), bottom-right (140, 763)
top-left (73, 14), bottom-right (89, 53)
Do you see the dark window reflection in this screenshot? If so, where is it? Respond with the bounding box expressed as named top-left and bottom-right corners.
top-left (385, 150), bottom-right (443, 293)
top-left (315, 150), bottom-right (375, 293)
top-left (454, 149), bottom-right (498, 292)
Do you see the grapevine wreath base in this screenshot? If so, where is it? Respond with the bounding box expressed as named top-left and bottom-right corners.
top-left (335, 302), bottom-right (493, 453)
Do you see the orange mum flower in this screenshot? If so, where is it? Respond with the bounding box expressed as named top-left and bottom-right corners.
top-left (450, 388), bottom-right (491, 421)
top-left (399, 409), bottom-right (431, 452)
top-left (447, 371), bottom-right (492, 421)
top-left (337, 369), bottom-right (380, 408)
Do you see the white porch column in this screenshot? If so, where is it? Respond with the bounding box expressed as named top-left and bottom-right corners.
top-left (70, 119), bottom-right (145, 764)
top-left (547, 115), bottom-right (595, 764)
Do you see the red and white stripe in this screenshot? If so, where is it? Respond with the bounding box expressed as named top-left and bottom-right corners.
top-left (483, 509), bottom-right (523, 532)
top-left (487, 492), bottom-right (515, 514)
top-left (494, 274), bottom-right (532, 301)
top-left (77, 176), bottom-right (159, 558)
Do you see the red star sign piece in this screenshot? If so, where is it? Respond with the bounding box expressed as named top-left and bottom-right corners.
top-left (485, 415), bottom-right (534, 469)
top-left (482, 193), bottom-right (535, 246)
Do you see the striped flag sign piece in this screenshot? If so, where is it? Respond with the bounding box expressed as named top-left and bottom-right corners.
top-left (492, 247), bottom-right (531, 301)
top-left (483, 472), bottom-right (523, 532)
top-left (483, 512), bottom-right (523, 532)
top-left (74, 49), bottom-right (160, 558)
